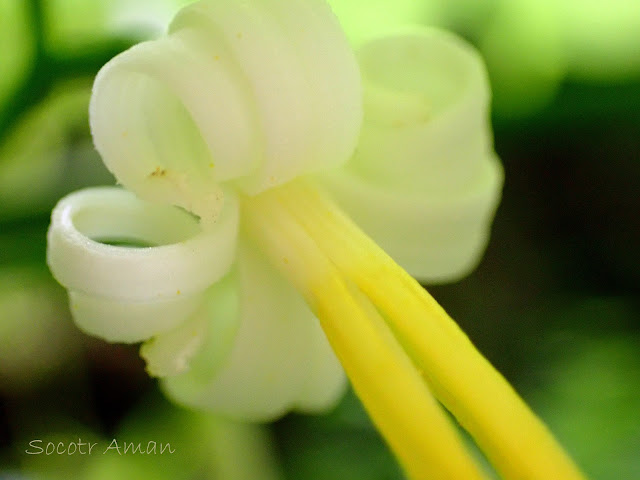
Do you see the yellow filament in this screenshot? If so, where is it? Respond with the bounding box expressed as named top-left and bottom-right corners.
top-left (243, 189), bottom-right (489, 480)
top-left (268, 180), bottom-right (587, 480)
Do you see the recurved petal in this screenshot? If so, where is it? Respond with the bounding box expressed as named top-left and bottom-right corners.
top-left (90, 0), bottom-right (361, 218)
top-left (47, 186), bottom-right (238, 342)
top-left (320, 29), bottom-right (503, 282)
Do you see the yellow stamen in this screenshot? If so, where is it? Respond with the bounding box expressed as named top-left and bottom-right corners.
top-left (243, 185), bottom-right (489, 480)
top-left (265, 180), bottom-right (587, 480)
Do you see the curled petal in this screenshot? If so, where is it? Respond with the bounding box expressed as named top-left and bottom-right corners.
top-left (142, 272), bottom-right (239, 379)
top-left (321, 29), bottom-right (503, 282)
top-left (47, 187), bottom-right (238, 342)
top-left (67, 290), bottom-right (208, 344)
top-left (140, 299), bottom-right (210, 377)
top-left (161, 240), bottom-right (346, 422)
top-left (90, 0), bottom-right (361, 217)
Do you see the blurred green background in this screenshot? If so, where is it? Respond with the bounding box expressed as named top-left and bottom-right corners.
top-left (1, 0), bottom-right (639, 479)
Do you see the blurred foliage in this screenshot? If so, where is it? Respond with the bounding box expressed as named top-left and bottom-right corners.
top-left (0, 267), bottom-right (82, 394)
top-left (532, 331), bottom-right (640, 480)
top-left (1, 0), bottom-right (639, 479)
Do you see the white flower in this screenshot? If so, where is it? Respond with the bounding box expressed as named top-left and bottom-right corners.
top-left (48, 0), bottom-right (500, 419)
top-left (46, 2), bottom-right (582, 479)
